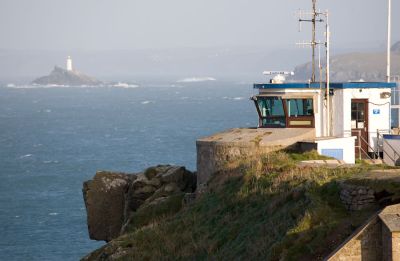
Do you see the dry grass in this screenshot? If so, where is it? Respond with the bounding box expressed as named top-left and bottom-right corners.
top-left (85, 151), bottom-right (382, 261)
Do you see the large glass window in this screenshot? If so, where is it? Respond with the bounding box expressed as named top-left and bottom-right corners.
top-left (286, 99), bottom-right (313, 117)
top-left (257, 97), bottom-right (286, 127)
top-left (254, 96), bottom-right (314, 128)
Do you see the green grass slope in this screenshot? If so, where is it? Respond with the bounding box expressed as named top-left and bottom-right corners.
top-left (84, 151), bottom-right (385, 261)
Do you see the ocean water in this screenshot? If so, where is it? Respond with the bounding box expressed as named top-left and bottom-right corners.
top-left (0, 82), bottom-right (256, 260)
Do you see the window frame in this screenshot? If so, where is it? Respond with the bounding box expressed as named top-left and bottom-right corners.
top-left (254, 96), bottom-right (315, 128)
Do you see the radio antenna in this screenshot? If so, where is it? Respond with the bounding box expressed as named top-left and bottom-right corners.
top-left (296, 1), bottom-right (332, 136)
top-left (297, 0), bottom-right (324, 82)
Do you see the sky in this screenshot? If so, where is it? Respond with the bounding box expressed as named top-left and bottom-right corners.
top-left (0, 0), bottom-right (398, 51)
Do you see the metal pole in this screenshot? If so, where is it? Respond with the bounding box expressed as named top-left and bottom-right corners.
top-left (326, 11), bottom-right (331, 136)
top-left (311, 0), bottom-right (317, 82)
top-left (387, 0), bottom-right (391, 82)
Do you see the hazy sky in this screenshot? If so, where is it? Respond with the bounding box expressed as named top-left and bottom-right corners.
top-left (0, 0), bottom-right (398, 51)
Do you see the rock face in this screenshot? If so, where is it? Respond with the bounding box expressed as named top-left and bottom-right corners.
top-left (82, 165), bottom-right (196, 242)
top-left (32, 66), bottom-right (102, 86)
top-left (83, 171), bottom-right (134, 242)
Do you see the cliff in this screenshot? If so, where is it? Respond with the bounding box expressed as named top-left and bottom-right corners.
top-left (82, 165), bottom-right (196, 242)
top-left (32, 66), bottom-right (102, 86)
top-left (294, 41), bottom-right (400, 82)
top-left (81, 151), bottom-right (400, 260)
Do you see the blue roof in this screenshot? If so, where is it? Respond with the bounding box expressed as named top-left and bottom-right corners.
top-left (254, 82), bottom-right (397, 89)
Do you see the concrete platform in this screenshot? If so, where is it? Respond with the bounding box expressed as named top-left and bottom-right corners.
top-left (196, 128), bottom-right (315, 185)
top-left (197, 128), bottom-right (315, 147)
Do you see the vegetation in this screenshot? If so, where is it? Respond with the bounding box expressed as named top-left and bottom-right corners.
top-left (86, 151), bottom-right (387, 261)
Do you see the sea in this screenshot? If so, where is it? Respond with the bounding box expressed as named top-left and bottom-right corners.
top-left (0, 80), bottom-right (256, 260)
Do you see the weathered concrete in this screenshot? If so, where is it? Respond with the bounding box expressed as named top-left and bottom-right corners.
top-left (326, 204), bottom-right (400, 261)
top-left (196, 128), bottom-right (315, 185)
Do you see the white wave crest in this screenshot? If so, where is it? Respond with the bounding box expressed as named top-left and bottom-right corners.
top-left (177, 77), bottom-right (217, 83)
top-left (111, 82), bottom-right (139, 88)
top-left (20, 154), bottom-right (32, 159)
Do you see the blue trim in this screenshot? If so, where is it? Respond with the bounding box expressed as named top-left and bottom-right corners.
top-left (254, 82), bottom-right (397, 89)
top-left (383, 134), bottom-right (400, 140)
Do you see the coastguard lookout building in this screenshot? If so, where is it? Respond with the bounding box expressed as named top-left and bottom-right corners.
top-left (252, 81), bottom-right (397, 163)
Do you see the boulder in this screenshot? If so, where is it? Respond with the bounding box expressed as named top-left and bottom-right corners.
top-left (82, 171), bottom-right (135, 242)
top-left (83, 165), bottom-right (197, 242)
top-left (158, 166), bottom-right (197, 191)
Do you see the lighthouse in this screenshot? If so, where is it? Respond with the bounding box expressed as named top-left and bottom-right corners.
top-left (66, 56), bottom-right (73, 71)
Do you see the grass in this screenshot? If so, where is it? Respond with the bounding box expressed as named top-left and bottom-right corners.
top-left (85, 151), bottom-right (387, 261)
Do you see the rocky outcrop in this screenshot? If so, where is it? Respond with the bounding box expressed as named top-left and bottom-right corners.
top-left (82, 165), bottom-right (196, 242)
top-left (32, 66), bottom-right (102, 86)
top-left (83, 171), bottom-right (134, 242)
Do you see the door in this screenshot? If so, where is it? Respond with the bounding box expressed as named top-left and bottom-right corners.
top-left (351, 99), bottom-right (369, 158)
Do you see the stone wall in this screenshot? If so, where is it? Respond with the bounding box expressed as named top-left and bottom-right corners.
top-left (326, 204), bottom-right (400, 261)
top-left (339, 183), bottom-right (377, 211)
top-left (327, 216), bottom-right (383, 261)
top-left (393, 232), bottom-right (400, 260)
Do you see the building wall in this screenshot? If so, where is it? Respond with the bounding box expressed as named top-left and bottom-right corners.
top-left (316, 137), bottom-right (356, 164)
top-left (331, 89), bottom-right (345, 137)
top-left (332, 88), bottom-right (391, 151)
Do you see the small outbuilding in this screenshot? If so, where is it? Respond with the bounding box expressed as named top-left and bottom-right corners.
top-left (252, 81), bottom-right (397, 163)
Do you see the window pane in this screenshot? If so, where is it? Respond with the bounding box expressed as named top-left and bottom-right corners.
top-left (257, 97), bottom-right (286, 128)
top-left (262, 117), bottom-right (286, 128)
top-left (286, 99), bottom-right (313, 117)
top-left (257, 97), bottom-right (285, 117)
top-left (351, 111), bottom-right (357, 121)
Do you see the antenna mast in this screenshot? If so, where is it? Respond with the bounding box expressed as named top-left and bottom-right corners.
top-left (297, 1), bottom-right (331, 136)
top-left (298, 0), bottom-right (322, 82)
top-left (312, 0), bottom-right (317, 82)
top-left (387, 0), bottom-right (392, 82)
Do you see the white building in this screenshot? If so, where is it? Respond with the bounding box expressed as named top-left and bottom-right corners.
top-left (66, 56), bottom-right (73, 71)
top-left (252, 81), bottom-right (397, 163)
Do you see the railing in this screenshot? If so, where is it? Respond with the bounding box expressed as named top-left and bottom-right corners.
top-left (377, 129), bottom-right (400, 165)
top-left (352, 129), bottom-right (378, 160)
top-left (331, 129), bottom-right (400, 162)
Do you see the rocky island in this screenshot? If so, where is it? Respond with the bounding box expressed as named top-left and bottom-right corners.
top-left (32, 56), bottom-right (102, 86)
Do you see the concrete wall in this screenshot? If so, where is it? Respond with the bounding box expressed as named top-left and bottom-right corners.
top-left (196, 141), bottom-right (278, 185)
top-left (196, 128), bottom-right (315, 186)
top-left (316, 136), bottom-right (356, 164)
top-left (332, 88), bottom-right (392, 151)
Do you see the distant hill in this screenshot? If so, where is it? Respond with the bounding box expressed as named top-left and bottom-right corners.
top-left (392, 41), bottom-right (400, 53)
top-left (32, 66), bottom-right (102, 86)
top-left (294, 41), bottom-right (400, 82)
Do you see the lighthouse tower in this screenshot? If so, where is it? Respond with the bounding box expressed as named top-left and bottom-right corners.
top-left (66, 56), bottom-right (73, 71)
